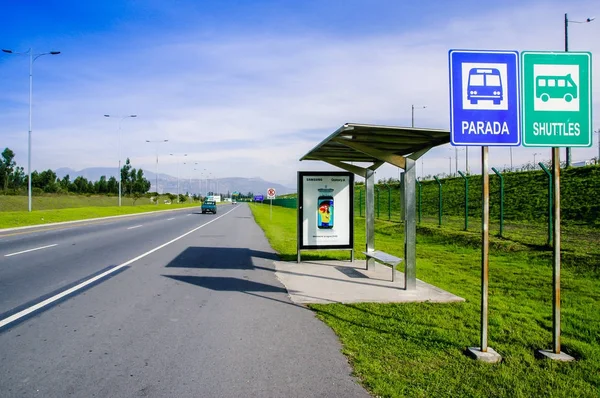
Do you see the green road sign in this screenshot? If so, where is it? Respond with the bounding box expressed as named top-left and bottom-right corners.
top-left (521, 51), bottom-right (592, 147)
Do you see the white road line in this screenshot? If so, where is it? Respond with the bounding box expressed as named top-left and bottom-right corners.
top-left (127, 225), bottom-right (143, 230)
top-left (0, 205), bottom-right (240, 329)
top-left (186, 214), bottom-right (192, 217)
top-left (167, 218), bottom-right (175, 221)
top-left (5, 244), bottom-right (58, 257)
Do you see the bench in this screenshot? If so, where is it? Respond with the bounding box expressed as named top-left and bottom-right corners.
top-left (362, 250), bottom-right (403, 282)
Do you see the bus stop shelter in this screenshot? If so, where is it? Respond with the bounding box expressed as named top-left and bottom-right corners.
top-left (300, 123), bottom-right (450, 290)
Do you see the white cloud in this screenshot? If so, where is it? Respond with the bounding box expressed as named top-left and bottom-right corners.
top-left (0, 0), bottom-right (598, 186)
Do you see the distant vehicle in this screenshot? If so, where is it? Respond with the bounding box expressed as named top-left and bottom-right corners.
top-left (201, 200), bottom-right (217, 214)
top-left (535, 74), bottom-right (577, 102)
top-left (232, 199), bottom-right (237, 204)
top-left (467, 68), bottom-right (503, 105)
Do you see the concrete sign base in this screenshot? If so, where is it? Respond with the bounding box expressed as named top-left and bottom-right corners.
top-left (535, 349), bottom-right (575, 362)
top-left (466, 347), bottom-right (502, 363)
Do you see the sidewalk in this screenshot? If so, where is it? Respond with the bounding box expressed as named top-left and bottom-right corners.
top-left (274, 260), bottom-right (464, 305)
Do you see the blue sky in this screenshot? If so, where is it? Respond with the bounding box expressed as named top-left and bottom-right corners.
top-left (1, 0), bottom-right (598, 186)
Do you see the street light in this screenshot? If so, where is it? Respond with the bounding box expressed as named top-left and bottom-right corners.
top-left (182, 161), bottom-right (198, 195)
top-left (170, 153), bottom-right (187, 200)
top-left (3, 48), bottom-right (61, 212)
top-left (104, 114), bottom-right (137, 206)
top-left (564, 13), bottom-right (595, 167)
top-left (145, 139), bottom-right (168, 201)
top-left (533, 152), bottom-right (541, 165)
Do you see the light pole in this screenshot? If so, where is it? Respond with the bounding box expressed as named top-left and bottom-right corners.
top-left (2, 48), bottom-right (60, 212)
top-left (533, 152), bottom-right (541, 165)
top-left (509, 147), bottom-right (514, 171)
top-left (145, 139), bottom-right (168, 200)
top-left (104, 114), bottom-right (137, 206)
top-left (564, 13), bottom-right (595, 167)
top-left (170, 153), bottom-right (187, 200)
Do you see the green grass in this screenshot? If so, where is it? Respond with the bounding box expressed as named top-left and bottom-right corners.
top-left (0, 194), bottom-right (200, 228)
top-left (249, 203), bottom-right (600, 398)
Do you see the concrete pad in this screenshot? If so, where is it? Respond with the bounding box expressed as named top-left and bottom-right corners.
top-left (535, 349), bottom-right (576, 362)
top-left (466, 347), bottom-right (503, 363)
top-left (273, 260), bottom-right (464, 304)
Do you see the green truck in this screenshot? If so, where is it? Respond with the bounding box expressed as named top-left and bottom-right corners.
top-left (201, 200), bottom-right (217, 214)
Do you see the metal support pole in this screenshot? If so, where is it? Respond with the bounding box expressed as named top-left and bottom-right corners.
top-left (359, 188), bottom-right (362, 217)
top-left (481, 146), bottom-right (490, 352)
top-left (552, 147), bottom-right (562, 354)
top-left (433, 176), bottom-right (442, 226)
top-left (565, 13), bottom-right (571, 168)
top-left (416, 180), bottom-right (422, 224)
top-left (28, 50), bottom-right (33, 212)
top-left (376, 187), bottom-right (380, 219)
top-left (400, 172), bottom-right (405, 222)
top-left (491, 168), bottom-right (504, 237)
top-left (458, 171), bottom-right (469, 231)
top-left (455, 147), bottom-right (458, 177)
top-left (387, 185), bottom-right (391, 221)
top-left (539, 163), bottom-right (553, 246)
top-left (365, 169), bottom-right (375, 269)
top-left (404, 158), bottom-right (417, 290)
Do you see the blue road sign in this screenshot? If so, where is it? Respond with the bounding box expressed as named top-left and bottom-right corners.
top-left (449, 50), bottom-right (521, 146)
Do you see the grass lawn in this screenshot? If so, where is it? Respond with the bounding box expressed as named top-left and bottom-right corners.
top-left (0, 194), bottom-right (200, 228)
top-left (249, 203), bottom-right (600, 398)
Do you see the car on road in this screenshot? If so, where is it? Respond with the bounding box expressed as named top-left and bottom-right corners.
top-left (232, 199), bottom-right (237, 204)
top-left (201, 200), bottom-right (217, 214)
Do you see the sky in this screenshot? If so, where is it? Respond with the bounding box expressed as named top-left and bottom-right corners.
top-left (1, 0), bottom-right (599, 187)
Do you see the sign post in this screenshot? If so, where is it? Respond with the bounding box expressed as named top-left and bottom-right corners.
top-left (267, 188), bottom-right (276, 220)
top-left (450, 49), bottom-right (520, 363)
top-left (522, 51), bottom-right (591, 362)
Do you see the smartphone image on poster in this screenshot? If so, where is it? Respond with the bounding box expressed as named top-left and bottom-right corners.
top-left (317, 196), bottom-right (334, 229)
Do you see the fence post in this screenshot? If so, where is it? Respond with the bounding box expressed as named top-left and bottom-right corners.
top-left (387, 185), bottom-right (392, 221)
top-left (416, 180), bottom-right (422, 224)
top-left (457, 171), bottom-right (469, 231)
top-left (433, 176), bottom-right (442, 226)
top-left (539, 163), bottom-right (553, 246)
top-left (491, 167), bottom-right (504, 237)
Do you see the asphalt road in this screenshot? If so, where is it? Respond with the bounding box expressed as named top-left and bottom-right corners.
top-left (0, 203), bottom-right (369, 398)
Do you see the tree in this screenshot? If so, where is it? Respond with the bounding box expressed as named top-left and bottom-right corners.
top-left (96, 175), bottom-right (108, 194)
top-left (9, 166), bottom-right (25, 190)
top-left (178, 193), bottom-right (187, 203)
top-left (60, 175), bottom-right (71, 192)
top-left (73, 176), bottom-right (89, 193)
top-left (1, 148), bottom-right (16, 191)
top-left (120, 158), bottom-right (132, 195)
top-left (107, 176), bottom-right (118, 194)
top-left (132, 168), bottom-right (151, 195)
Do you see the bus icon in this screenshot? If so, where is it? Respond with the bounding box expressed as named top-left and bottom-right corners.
top-left (467, 68), bottom-right (503, 105)
top-left (535, 74), bottom-right (577, 102)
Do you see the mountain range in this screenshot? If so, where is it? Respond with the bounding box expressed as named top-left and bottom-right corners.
top-left (54, 167), bottom-right (296, 196)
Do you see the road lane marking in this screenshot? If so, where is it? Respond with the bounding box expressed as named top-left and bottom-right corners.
top-left (5, 244), bottom-right (58, 257)
top-left (0, 205), bottom-right (240, 329)
top-left (127, 225), bottom-right (143, 230)
top-left (167, 218), bottom-right (175, 221)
